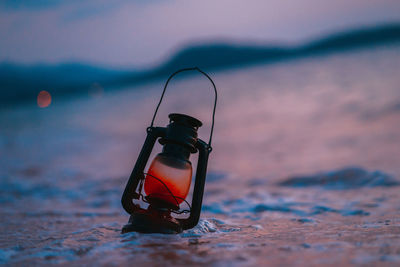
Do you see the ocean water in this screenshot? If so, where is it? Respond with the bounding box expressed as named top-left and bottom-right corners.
top-left (1, 45), bottom-right (400, 266)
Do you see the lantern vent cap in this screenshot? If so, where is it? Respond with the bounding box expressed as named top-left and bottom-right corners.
top-left (169, 113), bottom-right (202, 128)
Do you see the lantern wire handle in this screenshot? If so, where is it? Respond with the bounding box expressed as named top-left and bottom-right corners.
top-left (150, 67), bottom-right (217, 149)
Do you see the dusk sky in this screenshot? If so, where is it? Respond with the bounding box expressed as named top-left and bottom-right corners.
top-left (1, 0), bottom-right (400, 68)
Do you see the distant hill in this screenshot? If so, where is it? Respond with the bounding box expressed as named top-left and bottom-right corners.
top-left (1, 24), bottom-right (400, 107)
top-left (145, 24), bottom-right (400, 77)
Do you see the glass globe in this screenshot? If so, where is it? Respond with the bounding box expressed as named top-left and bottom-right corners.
top-left (144, 154), bottom-right (192, 207)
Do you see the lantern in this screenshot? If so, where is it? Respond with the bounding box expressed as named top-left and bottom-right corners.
top-left (121, 68), bottom-right (217, 234)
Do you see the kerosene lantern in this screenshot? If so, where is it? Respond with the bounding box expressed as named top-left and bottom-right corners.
top-left (121, 68), bottom-right (217, 234)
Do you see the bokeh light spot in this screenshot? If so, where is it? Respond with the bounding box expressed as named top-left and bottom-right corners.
top-left (37, 90), bottom-right (52, 108)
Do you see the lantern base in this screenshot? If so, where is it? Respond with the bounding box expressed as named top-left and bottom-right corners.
top-left (121, 209), bottom-right (182, 234)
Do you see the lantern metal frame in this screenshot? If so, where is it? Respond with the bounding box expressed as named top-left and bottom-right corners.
top-left (121, 67), bottom-right (217, 231)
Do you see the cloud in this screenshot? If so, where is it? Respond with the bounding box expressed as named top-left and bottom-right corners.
top-left (0, 0), bottom-right (163, 22)
top-left (0, 0), bottom-right (161, 11)
top-left (0, 0), bottom-right (69, 10)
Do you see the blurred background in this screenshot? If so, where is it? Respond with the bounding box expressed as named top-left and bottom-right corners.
top-left (1, 1), bottom-right (400, 265)
top-left (1, 0), bottom-right (400, 66)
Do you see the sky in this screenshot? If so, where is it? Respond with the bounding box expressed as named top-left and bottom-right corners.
top-left (1, 0), bottom-right (400, 68)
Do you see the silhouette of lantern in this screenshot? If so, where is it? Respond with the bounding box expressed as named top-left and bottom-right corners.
top-left (121, 68), bottom-right (217, 234)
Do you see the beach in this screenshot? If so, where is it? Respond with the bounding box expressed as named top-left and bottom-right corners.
top-left (1, 45), bottom-right (400, 266)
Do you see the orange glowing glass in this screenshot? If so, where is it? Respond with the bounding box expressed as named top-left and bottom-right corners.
top-left (144, 154), bottom-right (192, 206)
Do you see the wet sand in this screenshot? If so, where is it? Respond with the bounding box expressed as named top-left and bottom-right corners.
top-left (1, 45), bottom-right (400, 266)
